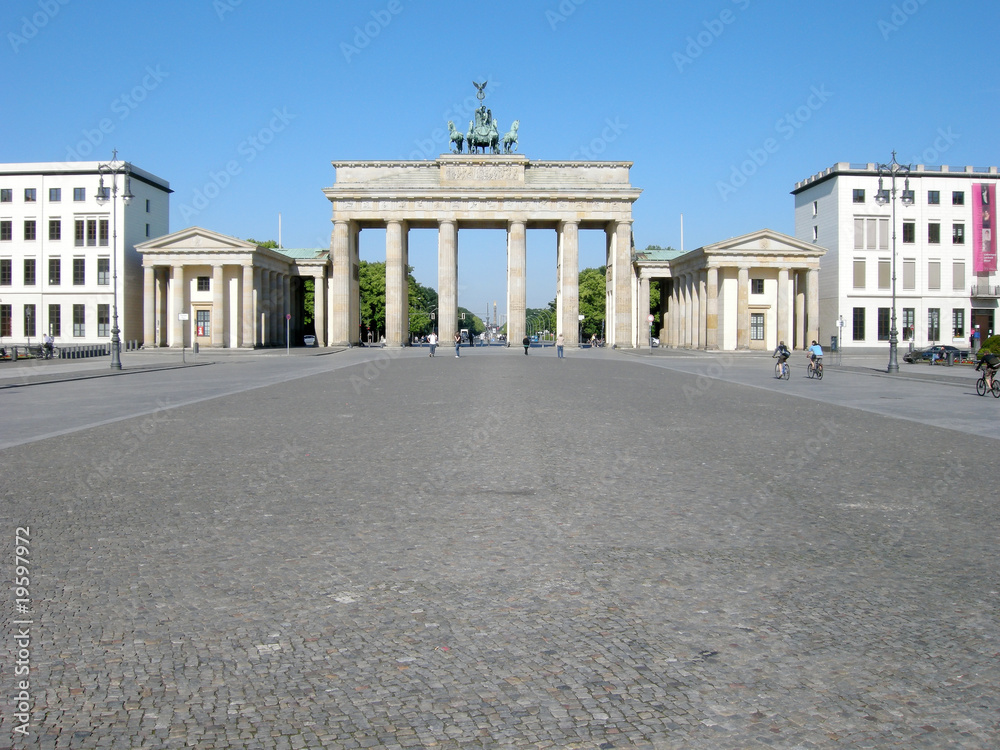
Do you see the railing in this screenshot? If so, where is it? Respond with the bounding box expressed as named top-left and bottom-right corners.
top-left (971, 285), bottom-right (1000, 298)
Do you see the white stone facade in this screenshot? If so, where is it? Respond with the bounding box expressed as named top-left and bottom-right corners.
top-left (0, 161), bottom-right (169, 347)
top-left (793, 162), bottom-right (1000, 350)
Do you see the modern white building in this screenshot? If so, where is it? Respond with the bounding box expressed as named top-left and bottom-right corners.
top-left (792, 161), bottom-right (1000, 351)
top-left (0, 160), bottom-right (170, 348)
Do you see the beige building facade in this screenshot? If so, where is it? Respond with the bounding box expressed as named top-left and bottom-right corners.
top-left (633, 229), bottom-right (825, 351)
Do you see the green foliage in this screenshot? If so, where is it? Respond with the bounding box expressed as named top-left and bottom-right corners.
top-left (247, 238), bottom-right (279, 249)
top-left (979, 334), bottom-right (1000, 356)
top-left (457, 307), bottom-right (485, 336)
top-left (302, 278), bottom-right (314, 328)
top-left (578, 266), bottom-right (606, 338)
top-left (359, 260), bottom-right (387, 336)
top-left (408, 268), bottom-right (439, 336)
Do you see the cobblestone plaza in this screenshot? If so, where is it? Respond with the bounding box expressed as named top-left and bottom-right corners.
top-left (1, 348), bottom-right (998, 749)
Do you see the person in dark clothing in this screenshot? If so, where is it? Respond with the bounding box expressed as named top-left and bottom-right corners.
top-left (522, 335), bottom-right (530, 355)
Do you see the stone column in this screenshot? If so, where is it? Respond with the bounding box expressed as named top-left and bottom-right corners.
top-left (795, 271), bottom-right (806, 349)
top-left (777, 267), bottom-right (790, 347)
top-left (385, 220), bottom-right (408, 347)
top-left (684, 274), bottom-right (693, 347)
top-left (241, 264), bottom-right (255, 348)
top-left (690, 273), bottom-right (701, 349)
top-left (155, 268), bottom-right (167, 346)
top-left (313, 270), bottom-right (326, 347)
top-left (143, 265), bottom-right (155, 347)
top-left (609, 221), bottom-right (633, 347)
top-left (171, 264), bottom-right (185, 347)
top-left (706, 266), bottom-right (719, 350)
top-left (697, 271), bottom-right (707, 349)
top-left (737, 266), bottom-right (750, 350)
top-left (555, 220), bottom-right (577, 347)
top-left (212, 264), bottom-right (224, 348)
top-left (506, 220), bottom-right (527, 347)
top-left (253, 267), bottom-right (264, 346)
top-left (806, 267), bottom-right (820, 345)
top-left (331, 220), bottom-right (352, 346)
top-left (670, 276), bottom-right (680, 348)
top-left (438, 220), bottom-right (458, 344)
top-left (637, 274), bottom-right (650, 347)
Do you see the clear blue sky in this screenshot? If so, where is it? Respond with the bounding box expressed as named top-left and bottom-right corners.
top-left (6, 0), bottom-right (1000, 313)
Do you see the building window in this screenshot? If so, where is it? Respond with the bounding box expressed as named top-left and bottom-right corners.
top-left (927, 261), bottom-right (941, 290)
top-left (853, 189), bottom-right (865, 203)
top-left (928, 223), bottom-right (940, 244)
top-left (23, 258), bottom-right (35, 285)
top-left (196, 309), bottom-right (211, 337)
top-left (47, 304), bottom-right (60, 336)
top-left (0, 189), bottom-right (11, 202)
top-left (97, 258), bottom-right (109, 285)
top-left (24, 304), bottom-right (35, 338)
top-left (74, 187), bottom-right (85, 201)
top-left (953, 309), bottom-right (965, 338)
top-left (903, 260), bottom-right (915, 290)
top-left (812, 200), bottom-right (818, 216)
top-left (854, 217), bottom-right (888, 250)
top-left (86, 220), bottom-right (97, 246)
top-left (953, 223), bottom-right (965, 244)
top-left (48, 219), bottom-right (61, 240)
top-left (24, 188), bottom-right (36, 202)
top-left (145, 199), bottom-right (151, 213)
top-left (903, 221), bottom-right (915, 243)
top-left (750, 313), bottom-right (765, 341)
top-left (72, 304), bottom-right (85, 337)
top-left (73, 258), bottom-right (85, 286)
top-left (48, 258), bottom-right (60, 285)
top-left (928, 308), bottom-right (940, 341)
top-left (853, 307), bottom-right (866, 341)
top-left (197, 276), bottom-right (210, 291)
top-left (928, 190), bottom-right (940, 205)
top-left (97, 304), bottom-right (110, 337)
top-left (99, 219), bottom-right (109, 246)
top-left (0, 258), bottom-right (10, 286)
top-left (75, 220), bottom-right (84, 246)
top-left (952, 191), bottom-right (965, 206)
top-left (902, 308), bottom-right (915, 340)
top-left (0, 221), bottom-right (10, 241)
top-left (853, 259), bottom-right (865, 289)
top-left (145, 223), bottom-right (150, 238)
top-left (877, 260), bottom-right (890, 289)
top-left (750, 278), bottom-right (764, 294)
top-left (49, 187), bottom-right (61, 202)
top-left (0, 304), bottom-right (10, 337)
top-left (953, 261), bottom-right (965, 291)
top-left (24, 220), bottom-right (36, 241)
top-left (877, 308), bottom-right (891, 341)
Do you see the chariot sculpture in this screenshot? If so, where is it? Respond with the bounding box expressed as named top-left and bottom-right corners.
top-left (446, 81), bottom-right (520, 156)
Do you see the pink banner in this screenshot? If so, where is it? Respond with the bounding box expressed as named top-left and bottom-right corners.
top-left (973, 183), bottom-right (997, 273)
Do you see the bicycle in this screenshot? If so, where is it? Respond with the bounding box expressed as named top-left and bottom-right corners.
top-left (773, 358), bottom-right (790, 380)
top-left (806, 357), bottom-right (823, 380)
top-left (975, 366), bottom-right (1000, 397)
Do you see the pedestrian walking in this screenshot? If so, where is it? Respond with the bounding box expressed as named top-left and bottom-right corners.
top-left (522, 335), bottom-right (530, 355)
top-left (428, 331), bottom-right (438, 357)
top-left (455, 331), bottom-right (462, 357)
top-left (556, 333), bottom-right (565, 358)
top-left (973, 327), bottom-right (981, 352)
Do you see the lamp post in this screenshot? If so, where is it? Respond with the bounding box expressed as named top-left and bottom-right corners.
top-left (96, 151), bottom-right (133, 370)
top-left (874, 151), bottom-right (913, 374)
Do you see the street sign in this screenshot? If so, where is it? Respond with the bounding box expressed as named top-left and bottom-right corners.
top-left (647, 314), bottom-right (654, 322)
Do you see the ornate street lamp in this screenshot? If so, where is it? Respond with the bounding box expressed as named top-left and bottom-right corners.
top-left (874, 151), bottom-right (913, 374)
top-left (95, 151), bottom-right (133, 370)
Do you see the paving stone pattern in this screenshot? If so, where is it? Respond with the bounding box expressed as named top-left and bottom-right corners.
top-left (1, 350), bottom-right (998, 749)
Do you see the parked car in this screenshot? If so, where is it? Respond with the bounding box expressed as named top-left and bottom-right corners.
top-left (902, 344), bottom-right (965, 363)
top-left (651, 337), bottom-right (660, 347)
top-left (303, 335), bottom-right (316, 347)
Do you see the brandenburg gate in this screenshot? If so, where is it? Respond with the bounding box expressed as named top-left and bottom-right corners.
top-left (323, 154), bottom-right (642, 348)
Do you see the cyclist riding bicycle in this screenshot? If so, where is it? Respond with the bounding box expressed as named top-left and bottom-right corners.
top-left (809, 340), bottom-right (824, 370)
top-left (772, 340), bottom-right (790, 365)
top-left (976, 350), bottom-right (1000, 390)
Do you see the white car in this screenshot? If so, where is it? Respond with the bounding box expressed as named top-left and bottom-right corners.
top-left (303, 335), bottom-right (316, 347)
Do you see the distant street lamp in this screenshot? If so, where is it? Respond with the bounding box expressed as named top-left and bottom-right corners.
top-left (874, 151), bottom-right (913, 374)
top-left (96, 151), bottom-right (133, 370)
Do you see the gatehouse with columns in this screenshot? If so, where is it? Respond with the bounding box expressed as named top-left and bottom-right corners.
top-left (632, 229), bottom-right (825, 350)
top-left (324, 155), bottom-right (641, 348)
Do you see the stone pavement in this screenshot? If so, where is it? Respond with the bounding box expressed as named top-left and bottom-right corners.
top-left (1, 346), bottom-right (998, 749)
